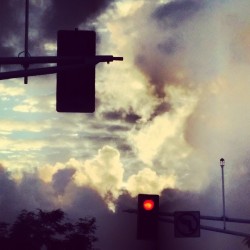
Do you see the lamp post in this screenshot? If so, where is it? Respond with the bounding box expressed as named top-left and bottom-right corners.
top-left (24, 0), bottom-right (29, 84)
top-left (220, 158), bottom-right (226, 230)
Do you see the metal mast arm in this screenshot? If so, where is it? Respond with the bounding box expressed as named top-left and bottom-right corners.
top-left (0, 55), bottom-right (123, 65)
top-left (0, 56), bottom-right (123, 80)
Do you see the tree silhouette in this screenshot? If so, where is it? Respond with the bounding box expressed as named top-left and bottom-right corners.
top-left (243, 236), bottom-right (250, 248)
top-left (66, 217), bottom-right (97, 250)
top-left (0, 209), bottom-right (97, 250)
top-left (0, 222), bottom-right (10, 249)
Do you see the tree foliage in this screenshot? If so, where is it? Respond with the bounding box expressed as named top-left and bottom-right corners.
top-left (243, 237), bottom-right (250, 248)
top-left (0, 209), bottom-right (97, 250)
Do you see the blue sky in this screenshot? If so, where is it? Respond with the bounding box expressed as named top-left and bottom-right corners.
top-left (1, 0), bottom-right (250, 249)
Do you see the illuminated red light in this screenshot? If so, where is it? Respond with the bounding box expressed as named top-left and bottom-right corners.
top-left (143, 199), bottom-right (155, 211)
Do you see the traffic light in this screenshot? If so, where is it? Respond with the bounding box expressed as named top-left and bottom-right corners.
top-left (137, 194), bottom-right (159, 240)
top-left (56, 30), bottom-right (96, 113)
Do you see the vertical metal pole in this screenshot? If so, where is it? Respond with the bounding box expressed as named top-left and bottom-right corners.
top-left (24, 0), bottom-right (29, 84)
top-left (220, 158), bottom-right (226, 230)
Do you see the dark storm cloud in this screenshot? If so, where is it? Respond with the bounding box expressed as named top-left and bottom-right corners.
top-left (42, 0), bottom-right (115, 42)
top-left (102, 110), bottom-right (123, 120)
top-left (102, 110), bottom-right (141, 123)
top-left (152, 0), bottom-right (203, 28)
top-left (134, 0), bottom-right (205, 99)
top-left (106, 124), bottom-right (130, 132)
top-left (134, 54), bottom-right (167, 98)
top-left (117, 143), bottom-right (133, 153)
top-left (18, 173), bottom-right (56, 210)
top-left (0, 0), bottom-right (115, 57)
top-left (0, 166), bottom-right (21, 221)
top-left (157, 38), bottom-right (179, 55)
top-left (0, 0), bottom-right (24, 56)
top-left (0, 166), bottom-right (54, 222)
top-left (125, 112), bottom-right (142, 124)
top-left (150, 102), bottom-right (171, 119)
top-left (52, 168), bottom-right (76, 195)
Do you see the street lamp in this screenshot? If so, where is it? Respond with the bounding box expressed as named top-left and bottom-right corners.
top-left (220, 158), bottom-right (225, 168)
top-left (220, 158), bottom-right (226, 230)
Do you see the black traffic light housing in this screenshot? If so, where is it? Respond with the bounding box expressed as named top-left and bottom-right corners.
top-left (137, 194), bottom-right (159, 240)
top-left (56, 30), bottom-right (96, 113)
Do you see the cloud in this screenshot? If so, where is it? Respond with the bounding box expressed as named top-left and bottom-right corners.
top-left (3, 0), bottom-right (250, 200)
top-left (0, 0), bottom-right (116, 58)
top-left (0, 166), bottom-right (22, 221)
top-left (94, 0), bottom-right (250, 192)
top-left (36, 146), bottom-right (124, 209)
top-left (41, 0), bottom-right (115, 43)
top-left (52, 168), bottom-right (76, 195)
top-left (0, 83), bottom-right (25, 97)
top-left (0, 165), bottom-right (55, 221)
top-left (71, 146), bottom-right (125, 209)
top-left (34, 145), bottom-right (176, 209)
top-left (126, 168), bottom-right (176, 197)
top-left (0, 119), bottom-right (51, 133)
top-left (152, 0), bottom-right (203, 28)
top-left (0, 136), bottom-right (48, 153)
top-left (128, 104), bottom-right (194, 165)
top-left (0, 0), bottom-right (24, 56)
top-left (34, 144), bottom-right (177, 207)
top-left (13, 95), bottom-right (55, 113)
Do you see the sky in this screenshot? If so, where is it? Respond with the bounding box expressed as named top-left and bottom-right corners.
top-left (1, 0), bottom-right (250, 249)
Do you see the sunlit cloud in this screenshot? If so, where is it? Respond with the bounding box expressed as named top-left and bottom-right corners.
top-left (126, 167), bottom-right (176, 197)
top-left (33, 144), bottom-right (177, 209)
top-left (0, 119), bottom-right (52, 133)
top-left (0, 83), bottom-right (25, 96)
top-left (13, 95), bottom-right (55, 113)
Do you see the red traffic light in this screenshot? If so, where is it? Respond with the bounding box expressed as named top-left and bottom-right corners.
top-left (143, 200), bottom-right (155, 211)
top-left (137, 194), bottom-right (159, 240)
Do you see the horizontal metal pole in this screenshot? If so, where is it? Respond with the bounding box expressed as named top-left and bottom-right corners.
top-left (0, 55), bottom-right (123, 65)
top-left (124, 210), bottom-right (250, 224)
top-left (159, 211), bottom-right (250, 224)
top-left (123, 209), bottom-right (137, 214)
top-left (200, 224), bottom-right (250, 238)
top-left (125, 209), bottom-right (250, 238)
top-left (0, 64), bottom-right (88, 80)
top-left (0, 55), bottom-right (123, 80)
top-left (159, 218), bottom-right (250, 238)
top-left (201, 215), bottom-right (250, 224)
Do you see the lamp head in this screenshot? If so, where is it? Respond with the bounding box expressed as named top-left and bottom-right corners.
top-left (220, 158), bottom-right (225, 168)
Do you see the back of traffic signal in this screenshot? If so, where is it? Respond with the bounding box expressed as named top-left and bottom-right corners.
top-left (0, 29), bottom-right (123, 113)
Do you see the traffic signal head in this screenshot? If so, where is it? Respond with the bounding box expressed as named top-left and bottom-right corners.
top-left (137, 194), bottom-right (159, 240)
top-left (56, 30), bottom-right (96, 113)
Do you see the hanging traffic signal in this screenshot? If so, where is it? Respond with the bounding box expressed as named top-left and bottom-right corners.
top-left (56, 29), bottom-right (96, 113)
top-left (137, 194), bottom-right (159, 240)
